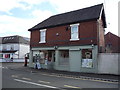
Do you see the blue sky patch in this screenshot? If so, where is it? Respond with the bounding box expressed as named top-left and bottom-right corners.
top-left (9, 7), bottom-right (31, 19)
top-left (8, 1), bottom-right (57, 19)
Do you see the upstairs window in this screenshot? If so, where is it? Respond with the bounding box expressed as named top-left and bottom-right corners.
top-left (39, 29), bottom-right (46, 43)
top-left (70, 23), bottom-right (79, 41)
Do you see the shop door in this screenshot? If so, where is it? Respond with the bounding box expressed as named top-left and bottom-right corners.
top-left (48, 51), bottom-right (55, 69)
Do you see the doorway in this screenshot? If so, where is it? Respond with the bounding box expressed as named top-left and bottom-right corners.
top-left (48, 50), bottom-right (55, 69)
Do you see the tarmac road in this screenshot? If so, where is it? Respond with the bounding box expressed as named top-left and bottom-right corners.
top-left (1, 63), bottom-right (119, 90)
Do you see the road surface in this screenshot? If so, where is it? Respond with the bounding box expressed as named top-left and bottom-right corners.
top-left (1, 63), bottom-right (119, 89)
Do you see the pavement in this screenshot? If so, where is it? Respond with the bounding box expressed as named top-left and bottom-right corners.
top-left (5, 63), bottom-right (119, 83)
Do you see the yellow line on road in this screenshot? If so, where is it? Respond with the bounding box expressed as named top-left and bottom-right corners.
top-left (42, 73), bottom-right (60, 77)
top-left (22, 77), bottom-right (31, 81)
top-left (41, 73), bottom-right (118, 84)
top-left (64, 85), bottom-right (80, 88)
top-left (90, 79), bottom-right (118, 84)
top-left (38, 80), bottom-right (50, 84)
top-left (11, 75), bottom-right (18, 78)
top-left (64, 76), bottom-right (75, 79)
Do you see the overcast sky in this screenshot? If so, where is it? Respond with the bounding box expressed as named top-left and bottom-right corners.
top-left (0, 0), bottom-right (119, 38)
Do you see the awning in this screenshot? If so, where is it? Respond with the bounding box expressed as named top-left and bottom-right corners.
top-left (2, 50), bottom-right (17, 53)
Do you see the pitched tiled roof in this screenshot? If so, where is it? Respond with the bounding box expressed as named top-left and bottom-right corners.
top-left (29, 3), bottom-right (106, 31)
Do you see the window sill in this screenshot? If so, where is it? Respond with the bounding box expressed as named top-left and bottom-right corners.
top-left (39, 41), bottom-right (46, 43)
top-left (70, 38), bottom-right (79, 41)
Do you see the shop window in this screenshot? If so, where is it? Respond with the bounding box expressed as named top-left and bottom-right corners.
top-left (59, 50), bottom-right (69, 65)
top-left (60, 50), bottom-right (69, 58)
top-left (81, 49), bottom-right (93, 68)
top-left (4, 54), bottom-right (10, 58)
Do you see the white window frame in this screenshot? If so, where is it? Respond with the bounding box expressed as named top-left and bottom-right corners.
top-left (39, 29), bottom-right (46, 43)
top-left (70, 23), bottom-right (79, 41)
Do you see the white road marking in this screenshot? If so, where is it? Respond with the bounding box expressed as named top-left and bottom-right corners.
top-left (38, 80), bottom-right (50, 84)
top-left (22, 77), bottom-right (31, 81)
top-left (14, 79), bottom-right (58, 88)
top-left (0, 66), bottom-right (8, 69)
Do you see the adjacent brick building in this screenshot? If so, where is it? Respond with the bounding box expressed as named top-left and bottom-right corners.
top-left (28, 4), bottom-right (107, 73)
top-left (105, 32), bottom-right (120, 53)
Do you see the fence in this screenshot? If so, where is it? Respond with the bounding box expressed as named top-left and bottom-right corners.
top-left (98, 53), bottom-right (119, 75)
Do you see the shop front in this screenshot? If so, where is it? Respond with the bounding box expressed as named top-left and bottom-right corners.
top-left (30, 49), bottom-right (55, 69)
top-left (1, 50), bottom-right (18, 62)
top-left (29, 45), bottom-right (98, 73)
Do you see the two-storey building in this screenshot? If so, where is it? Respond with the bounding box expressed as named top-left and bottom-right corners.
top-left (0, 35), bottom-right (30, 62)
top-left (28, 4), bottom-right (107, 73)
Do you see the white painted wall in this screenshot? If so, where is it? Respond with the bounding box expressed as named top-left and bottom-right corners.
top-left (98, 53), bottom-right (119, 75)
top-left (0, 58), bottom-right (29, 62)
top-left (2, 44), bottom-right (19, 50)
top-left (1, 44), bottom-right (29, 59)
top-left (19, 44), bottom-right (29, 58)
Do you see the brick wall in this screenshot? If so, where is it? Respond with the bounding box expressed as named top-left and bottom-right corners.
top-left (30, 20), bottom-right (98, 47)
top-left (97, 19), bottom-right (105, 52)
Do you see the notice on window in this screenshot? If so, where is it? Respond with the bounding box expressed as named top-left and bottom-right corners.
top-left (81, 49), bottom-right (93, 68)
top-left (82, 59), bottom-right (93, 68)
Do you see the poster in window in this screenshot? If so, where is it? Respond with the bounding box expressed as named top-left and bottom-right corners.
top-left (81, 49), bottom-right (93, 68)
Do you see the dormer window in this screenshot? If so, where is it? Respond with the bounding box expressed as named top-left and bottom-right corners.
top-left (70, 23), bottom-right (79, 41)
top-left (39, 29), bottom-right (46, 43)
